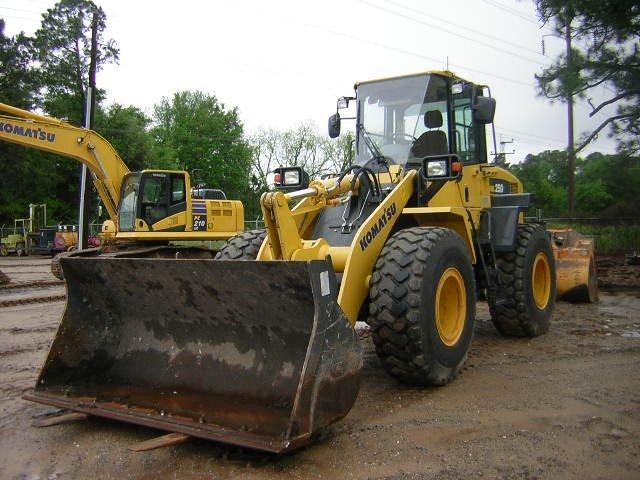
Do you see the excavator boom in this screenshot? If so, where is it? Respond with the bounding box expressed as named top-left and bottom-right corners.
top-left (0, 102), bottom-right (128, 221)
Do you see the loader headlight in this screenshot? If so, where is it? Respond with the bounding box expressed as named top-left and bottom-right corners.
top-left (426, 160), bottom-right (447, 177)
top-left (284, 170), bottom-right (301, 186)
top-left (421, 154), bottom-right (462, 181)
top-left (269, 166), bottom-right (310, 191)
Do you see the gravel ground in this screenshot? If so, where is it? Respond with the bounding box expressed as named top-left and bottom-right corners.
top-left (0, 256), bottom-right (638, 479)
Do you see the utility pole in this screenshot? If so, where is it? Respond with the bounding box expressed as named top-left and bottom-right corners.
top-left (498, 137), bottom-right (515, 165)
top-left (565, 11), bottom-right (576, 218)
top-left (78, 12), bottom-right (98, 250)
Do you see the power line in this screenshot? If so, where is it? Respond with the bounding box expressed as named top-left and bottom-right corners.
top-left (383, 0), bottom-right (544, 57)
top-left (214, 0), bottom-right (536, 89)
top-left (355, 0), bottom-right (547, 66)
top-left (481, 0), bottom-right (540, 25)
top-left (495, 126), bottom-right (565, 145)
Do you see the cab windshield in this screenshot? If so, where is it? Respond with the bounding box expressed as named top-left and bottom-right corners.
top-left (356, 73), bottom-right (450, 168)
top-left (118, 173), bottom-right (140, 232)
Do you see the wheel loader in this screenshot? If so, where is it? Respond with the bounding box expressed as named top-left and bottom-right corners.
top-left (0, 102), bottom-right (244, 277)
top-left (22, 71), bottom-right (558, 453)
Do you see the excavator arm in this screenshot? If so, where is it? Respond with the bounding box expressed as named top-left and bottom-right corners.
top-left (0, 102), bottom-right (129, 221)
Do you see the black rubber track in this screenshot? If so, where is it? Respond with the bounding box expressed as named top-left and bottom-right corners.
top-left (215, 229), bottom-right (266, 260)
top-left (368, 227), bottom-right (475, 386)
top-left (489, 223), bottom-right (556, 337)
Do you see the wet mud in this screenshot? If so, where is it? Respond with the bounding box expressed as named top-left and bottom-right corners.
top-left (0, 256), bottom-right (638, 479)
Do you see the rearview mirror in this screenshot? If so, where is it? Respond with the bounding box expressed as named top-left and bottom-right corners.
top-left (328, 113), bottom-right (341, 138)
top-left (472, 96), bottom-right (496, 124)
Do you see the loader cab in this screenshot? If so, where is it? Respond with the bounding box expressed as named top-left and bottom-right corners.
top-left (117, 171), bottom-right (188, 232)
top-left (346, 72), bottom-right (491, 170)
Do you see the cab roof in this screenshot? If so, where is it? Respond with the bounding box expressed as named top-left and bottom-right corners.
top-left (354, 70), bottom-right (478, 88)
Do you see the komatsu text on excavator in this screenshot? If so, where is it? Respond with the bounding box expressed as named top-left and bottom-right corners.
top-left (16, 72), bottom-right (566, 454)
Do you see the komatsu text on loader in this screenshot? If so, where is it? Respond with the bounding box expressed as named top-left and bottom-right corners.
top-left (0, 102), bottom-right (244, 277)
top-left (22, 72), bottom-right (558, 453)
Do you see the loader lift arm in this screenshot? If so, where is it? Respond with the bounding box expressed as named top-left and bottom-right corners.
top-left (260, 166), bottom-right (417, 324)
top-left (0, 102), bottom-right (128, 222)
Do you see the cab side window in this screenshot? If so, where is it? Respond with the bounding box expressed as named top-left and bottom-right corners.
top-left (171, 175), bottom-right (185, 204)
top-left (452, 83), bottom-right (476, 164)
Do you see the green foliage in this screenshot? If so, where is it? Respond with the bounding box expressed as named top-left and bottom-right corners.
top-left (535, 0), bottom-right (640, 154)
top-left (0, 20), bottom-right (40, 109)
top-left (0, 1), bottom-right (121, 226)
top-left (550, 224), bottom-right (640, 255)
top-left (515, 150), bottom-right (640, 218)
top-left (0, 20), bottom-right (44, 224)
top-left (151, 91), bottom-right (253, 201)
top-left (34, 0), bottom-right (119, 121)
top-left (510, 150), bottom-right (568, 216)
top-left (95, 104), bottom-right (152, 171)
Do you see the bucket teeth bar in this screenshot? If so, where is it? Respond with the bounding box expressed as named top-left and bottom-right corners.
top-left (24, 257), bottom-right (362, 453)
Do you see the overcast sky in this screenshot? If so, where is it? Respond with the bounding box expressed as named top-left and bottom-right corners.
top-left (2, 0), bottom-right (618, 162)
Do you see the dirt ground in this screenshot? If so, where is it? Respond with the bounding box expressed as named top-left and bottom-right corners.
top-left (0, 256), bottom-right (638, 480)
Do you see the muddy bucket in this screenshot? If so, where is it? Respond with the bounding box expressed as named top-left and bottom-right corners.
top-left (550, 229), bottom-right (598, 303)
top-left (24, 257), bottom-right (362, 453)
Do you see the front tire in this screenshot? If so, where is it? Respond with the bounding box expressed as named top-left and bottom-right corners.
top-left (215, 229), bottom-right (266, 260)
top-left (368, 227), bottom-right (476, 386)
top-left (489, 223), bottom-right (556, 337)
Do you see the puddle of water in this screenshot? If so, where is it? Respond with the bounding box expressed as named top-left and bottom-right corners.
top-left (621, 330), bottom-right (640, 338)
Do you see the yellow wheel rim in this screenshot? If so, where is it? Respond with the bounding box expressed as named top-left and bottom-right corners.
top-left (532, 252), bottom-right (551, 309)
top-left (435, 267), bottom-right (466, 347)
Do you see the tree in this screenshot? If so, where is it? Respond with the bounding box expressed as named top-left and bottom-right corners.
top-left (250, 122), bottom-right (354, 191)
top-left (512, 149), bottom-right (640, 218)
top-left (509, 150), bottom-right (569, 217)
top-left (535, 1), bottom-right (640, 155)
top-left (151, 91), bottom-right (253, 201)
top-left (95, 104), bottom-right (153, 171)
top-left (33, 0), bottom-right (119, 121)
top-left (25, 0), bottom-right (120, 229)
top-left (577, 152), bottom-right (640, 217)
top-left (0, 20), bottom-right (40, 109)
top-left (0, 20), bottom-right (43, 224)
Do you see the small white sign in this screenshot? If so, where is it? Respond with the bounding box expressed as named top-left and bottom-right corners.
top-left (320, 271), bottom-right (330, 296)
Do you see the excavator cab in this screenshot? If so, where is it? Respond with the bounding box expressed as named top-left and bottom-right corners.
top-left (118, 171), bottom-right (188, 232)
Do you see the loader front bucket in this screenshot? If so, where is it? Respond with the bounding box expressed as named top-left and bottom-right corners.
top-left (24, 257), bottom-right (362, 453)
top-left (550, 229), bottom-right (598, 303)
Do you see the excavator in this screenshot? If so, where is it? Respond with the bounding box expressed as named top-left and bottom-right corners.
top-left (0, 102), bottom-right (244, 276)
top-left (16, 71), bottom-right (588, 454)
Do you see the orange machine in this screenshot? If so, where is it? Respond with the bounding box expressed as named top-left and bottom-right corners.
top-left (550, 228), bottom-right (598, 303)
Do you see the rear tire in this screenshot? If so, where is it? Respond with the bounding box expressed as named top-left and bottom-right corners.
top-left (368, 227), bottom-right (476, 386)
top-left (215, 229), bottom-right (266, 260)
top-left (489, 223), bottom-right (556, 337)
top-left (0, 245), bottom-right (7, 256)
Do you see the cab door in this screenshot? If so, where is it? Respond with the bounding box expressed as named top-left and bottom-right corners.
top-left (139, 172), bottom-right (187, 231)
